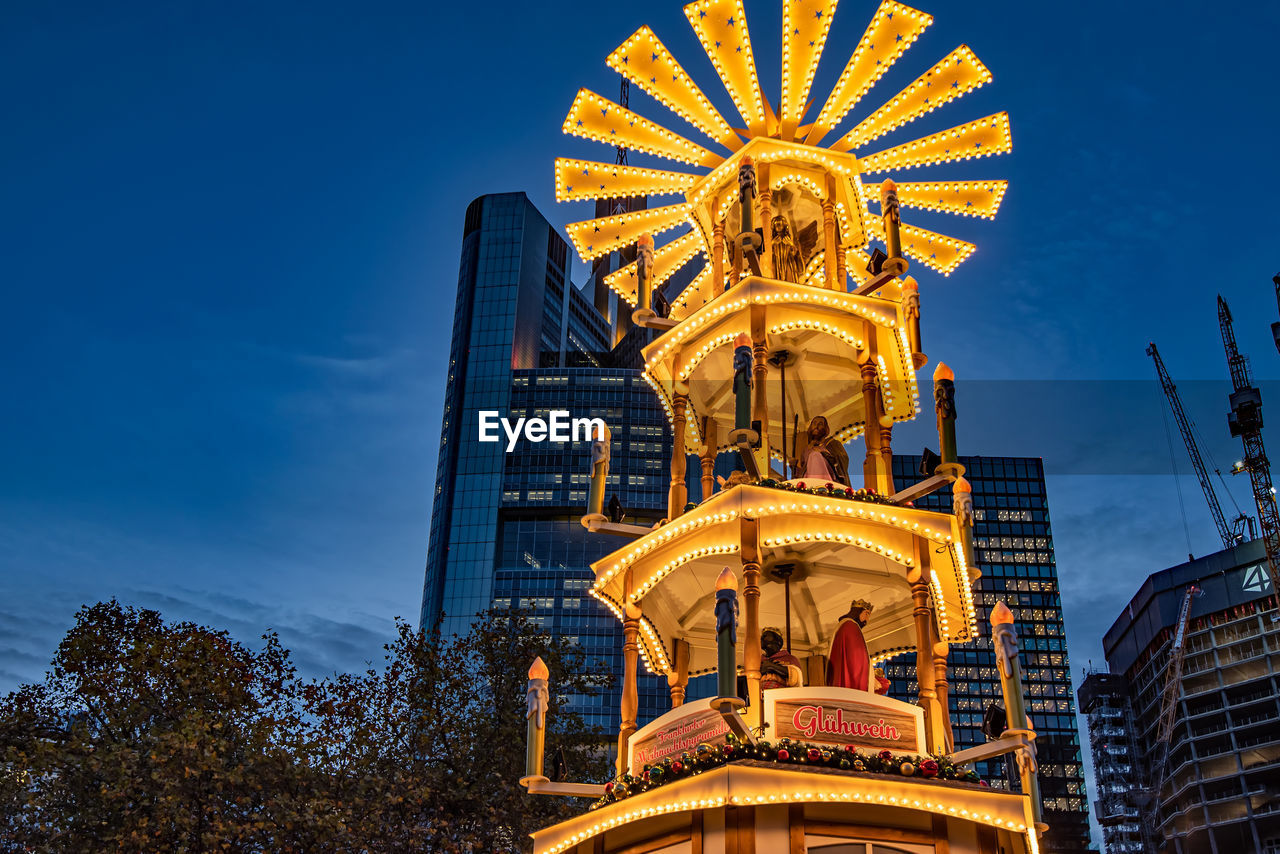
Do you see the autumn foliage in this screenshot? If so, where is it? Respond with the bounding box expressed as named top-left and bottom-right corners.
top-left (0, 601), bottom-right (610, 852)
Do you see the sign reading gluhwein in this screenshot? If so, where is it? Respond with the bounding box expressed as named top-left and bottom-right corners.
top-left (768, 691), bottom-right (921, 754)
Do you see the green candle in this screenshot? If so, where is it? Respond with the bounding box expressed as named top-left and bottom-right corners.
top-left (714, 567), bottom-right (738, 699)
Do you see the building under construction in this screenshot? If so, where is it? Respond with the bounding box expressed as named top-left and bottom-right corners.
top-left (1079, 541), bottom-right (1280, 853)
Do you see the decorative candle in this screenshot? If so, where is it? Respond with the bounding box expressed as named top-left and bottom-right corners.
top-left (737, 156), bottom-right (758, 247)
top-left (732, 333), bottom-right (753, 432)
top-left (953, 476), bottom-right (977, 573)
top-left (636, 233), bottom-right (654, 314)
top-left (901, 276), bottom-right (921, 356)
top-left (714, 567), bottom-right (739, 700)
top-left (991, 602), bottom-right (1043, 829)
top-left (880, 178), bottom-right (902, 265)
top-left (586, 424), bottom-right (612, 517)
top-left (933, 362), bottom-right (957, 463)
top-left (524, 656), bottom-right (550, 782)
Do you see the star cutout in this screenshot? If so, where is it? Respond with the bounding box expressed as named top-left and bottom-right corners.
top-left (814, 9), bottom-right (822, 17)
top-left (651, 52), bottom-right (659, 62)
top-left (600, 107), bottom-right (608, 116)
top-left (965, 201), bottom-right (973, 207)
top-left (951, 80), bottom-right (959, 89)
top-left (593, 225), bottom-right (601, 233)
top-left (576, 119), bottom-right (583, 127)
top-left (896, 33), bottom-right (902, 42)
top-left (699, 9), bottom-right (706, 17)
top-left (726, 16), bottom-right (734, 26)
top-left (582, 168), bottom-right (590, 175)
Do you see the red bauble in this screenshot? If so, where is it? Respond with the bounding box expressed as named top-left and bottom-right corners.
top-left (776, 748), bottom-right (790, 761)
top-left (920, 759), bottom-right (939, 778)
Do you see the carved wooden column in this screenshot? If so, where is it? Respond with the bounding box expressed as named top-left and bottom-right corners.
top-left (669, 390), bottom-right (689, 519)
top-left (699, 417), bottom-right (718, 502)
top-left (822, 174), bottom-right (839, 289)
top-left (835, 243), bottom-right (848, 293)
top-left (860, 359), bottom-right (884, 490)
top-left (758, 163), bottom-right (773, 277)
top-left (741, 517), bottom-right (763, 729)
top-left (932, 631), bottom-right (954, 753)
top-left (909, 574), bottom-right (942, 754)
top-left (752, 323), bottom-right (770, 466)
top-left (879, 420), bottom-right (894, 495)
top-left (618, 595), bottom-right (641, 773)
top-left (712, 213), bottom-right (726, 295)
top-left (668, 638), bottom-right (691, 709)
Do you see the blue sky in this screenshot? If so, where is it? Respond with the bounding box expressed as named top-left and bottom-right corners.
top-left (1, 0), bottom-right (1277, 808)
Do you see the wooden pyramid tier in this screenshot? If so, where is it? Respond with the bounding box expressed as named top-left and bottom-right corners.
top-left (642, 277), bottom-right (919, 456)
top-left (589, 483), bottom-right (977, 678)
top-left (531, 762), bottom-right (1040, 854)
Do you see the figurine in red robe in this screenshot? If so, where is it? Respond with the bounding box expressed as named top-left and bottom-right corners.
top-left (827, 599), bottom-right (874, 691)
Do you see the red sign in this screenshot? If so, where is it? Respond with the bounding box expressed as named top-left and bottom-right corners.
top-left (630, 708), bottom-right (731, 768)
top-left (771, 698), bottom-right (919, 753)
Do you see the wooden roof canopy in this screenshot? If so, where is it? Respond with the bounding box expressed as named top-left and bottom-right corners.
top-left (589, 484), bottom-right (979, 676)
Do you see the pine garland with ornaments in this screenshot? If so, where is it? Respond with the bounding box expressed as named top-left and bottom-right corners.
top-left (756, 479), bottom-right (903, 506)
top-left (591, 734), bottom-right (983, 809)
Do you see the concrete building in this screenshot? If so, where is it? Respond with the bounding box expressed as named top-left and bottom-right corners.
top-left (1080, 541), bottom-right (1280, 853)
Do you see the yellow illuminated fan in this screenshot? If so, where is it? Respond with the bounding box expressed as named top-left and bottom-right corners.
top-left (554, 0), bottom-right (1010, 315)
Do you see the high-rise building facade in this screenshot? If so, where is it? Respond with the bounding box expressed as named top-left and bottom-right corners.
top-left (1078, 670), bottom-right (1145, 852)
top-left (1082, 541), bottom-right (1280, 853)
top-left (889, 454), bottom-right (1093, 853)
top-left (421, 192), bottom-right (674, 728)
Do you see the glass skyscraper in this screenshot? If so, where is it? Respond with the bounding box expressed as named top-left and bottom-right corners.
top-left (421, 192), bottom-right (673, 727)
top-left (889, 454), bottom-right (1093, 853)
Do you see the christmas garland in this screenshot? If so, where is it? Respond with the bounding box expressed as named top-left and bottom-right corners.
top-left (591, 734), bottom-right (984, 809)
top-left (756, 479), bottom-right (901, 506)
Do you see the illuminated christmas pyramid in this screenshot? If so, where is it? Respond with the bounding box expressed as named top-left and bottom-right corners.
top-left (521, 2), bottom-right (1046, 852)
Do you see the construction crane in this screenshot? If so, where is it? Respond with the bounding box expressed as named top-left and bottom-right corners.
top-left (1218, 295), bottom-right (1280, 601)
top-left (1270, 273), bottom-right (1280, 355)
top-left (1155, 584), bottom-right (1200, 746)
top-left (1148, 343), bottom-right (1243, 550)
top-left (1143, 583), bottom-right (1201, 847)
